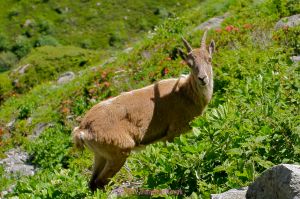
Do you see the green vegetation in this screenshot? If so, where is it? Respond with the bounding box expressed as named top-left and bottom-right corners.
top-left (0, 0), bottom-right (300, 198)
top-left (0, 0), bottom-right (202, 102)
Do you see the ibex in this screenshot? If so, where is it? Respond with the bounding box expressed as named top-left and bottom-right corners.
top-left (73, 31), bottom-right (215, 191)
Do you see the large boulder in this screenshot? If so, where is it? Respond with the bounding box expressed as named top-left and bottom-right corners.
top-left (275, 14), bottom-right (300, 30)
top-left (246, 164), bottom-right (300, 199)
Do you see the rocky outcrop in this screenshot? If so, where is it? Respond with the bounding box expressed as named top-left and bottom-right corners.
top-left (0, 148), bottom-right (35, 177)
top-left (275, 14), bottom-right (300, 30)
top-left (211, 164), bottom-right (300, 199)
top-left (246, 164), bottom-right (300, 199)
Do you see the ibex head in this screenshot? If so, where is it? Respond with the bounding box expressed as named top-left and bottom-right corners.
top-left (179, 30), bottom-right (215, 87)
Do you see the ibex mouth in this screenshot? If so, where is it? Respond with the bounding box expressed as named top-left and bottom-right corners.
top-left (198, 76), bottom-right (209, 86)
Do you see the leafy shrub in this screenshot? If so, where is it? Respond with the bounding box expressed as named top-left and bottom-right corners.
top-left (0, 72), bottom-right (13, 102)
top-left (34, 35), bottom-right (60, 47)
top-left (10, 168), bottom-right (103, 199)
top-left (17, 103), bottom-right (34, 120)
top-left (0, 34), bottom-right (10, 51)
top-left (27, 125), bottom-right (72, 169)
top-left (0, 51), bottom-right (17, 72)
top-left (273, 26), bottom-right (300, 55)
top-left (36, 19), bottom-right (54, 35)
top-left (12, 36), bottom-right (32, 58)
top-left (272, 0), bottom-right (300, 17)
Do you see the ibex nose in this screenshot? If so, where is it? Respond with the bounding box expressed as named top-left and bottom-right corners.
top-left (198, 75), bottom-right (208, 85)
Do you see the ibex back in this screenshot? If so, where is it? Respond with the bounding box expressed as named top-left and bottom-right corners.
top-left (73, 31), bottom-right (215, 191)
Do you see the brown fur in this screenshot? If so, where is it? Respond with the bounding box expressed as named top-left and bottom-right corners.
top-left (72, 31), bottom-right (215, 191)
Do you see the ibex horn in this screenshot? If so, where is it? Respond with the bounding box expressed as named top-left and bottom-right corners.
top-left (201, 29), bottom-right (208, 49)
top-left (181, 37), bottom-right (192, 53)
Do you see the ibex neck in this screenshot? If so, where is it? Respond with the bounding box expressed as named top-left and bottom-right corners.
top-left (179, 73), bottom-right (213, 108)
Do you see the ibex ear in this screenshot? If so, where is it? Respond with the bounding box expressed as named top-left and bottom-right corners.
top-left (178, 48), bottom-right (187, 61)
top-left (209, 40), bottom-right (215, 56)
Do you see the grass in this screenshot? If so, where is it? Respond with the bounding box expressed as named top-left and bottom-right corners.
top-left (0, 0), bottom-right (300, 198)
top-left (0, 0), bottom-right (204, 103)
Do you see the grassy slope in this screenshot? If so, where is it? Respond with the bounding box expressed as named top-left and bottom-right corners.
top-left (0, 0), bottom-right (203, 104)
top-left (0, 0), bottom-right (300, 198)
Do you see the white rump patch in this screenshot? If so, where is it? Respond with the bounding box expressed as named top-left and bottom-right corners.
top-left (79, 131), bottom-right (85, 140)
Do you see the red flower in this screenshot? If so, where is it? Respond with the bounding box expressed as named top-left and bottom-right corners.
top-left (101, 71), bottom-right (108, 79)
top-left (161, 67), bottom-right (169, 76)
top-left (233, 27), bottom-right (239, 32)
top-left (103, 81), bottom-right (110, 87)
top-left (215, 28), bottom-right (222, 33)
top-left (243, 23), bottom-right (252, 29)
top-left (225, 25), bottom-right (234, 32)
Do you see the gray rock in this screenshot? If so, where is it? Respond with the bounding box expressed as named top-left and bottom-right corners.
top-left (6, 119), bottom-right (16, 131)
top-left (141, 50), bottom-right (151, 60)
top-left (291, 56), bottom-right (300, 63)
top-left (57, 71), bottom-right (75, 84)
top-left (0, 148), bottom-right (36, 177)
top-left (101, 57), bottom-right (117, 67)
top-left (123, 47), bottom-right (133, 53)
top-left (275, 14), bottom-right (300, 30)
top-left (26, 117), bottom-right (33, 125)
top-left (13, 64), bottom-right (30, 74)
top-left (194, 13), bottom-right (229, 31)
top-left (28, 122), bottom-right (53, 140)
top-left (246, 164), bottom-right (300, 199)
top-left (23, 19), bottom-right (33, 28)
top-left (211, 187), bottom-right (247, 199)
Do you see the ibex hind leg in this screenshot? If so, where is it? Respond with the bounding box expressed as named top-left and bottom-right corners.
top-left (94, 154), bottom-right (128, 190)
top-left (89, 155), bottom-right (106, 192)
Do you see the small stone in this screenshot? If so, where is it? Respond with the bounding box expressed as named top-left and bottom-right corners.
top-left (141, 50), bottom-right (151, 60)
top-left (291, 56), bottom-right (300, 63)
top-left (23, 19), bottom-right (33, 27)
top-left (6, 119), bottom-right (16, 131)
top-left (275, 14), bottom-right (300, 30)
top-left (57, 71), bottom-right (75, 84)
top-left (123, 47), bottom-right (133, 53)
top-left (16, 64), bottom-right (30, 74)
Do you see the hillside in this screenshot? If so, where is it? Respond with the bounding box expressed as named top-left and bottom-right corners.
top-left (0, 0), bottom-right (201, 100)
top-left (0, 0), bottom-right (300, 198)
